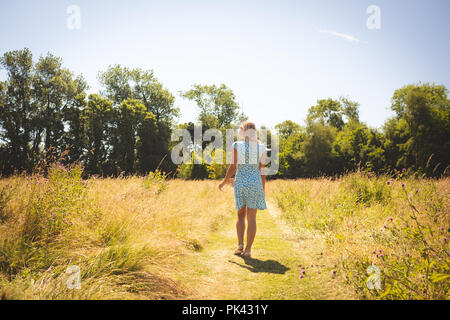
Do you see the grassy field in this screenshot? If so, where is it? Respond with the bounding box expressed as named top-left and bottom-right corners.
top-left (0, 163), bottom-right (448, 299)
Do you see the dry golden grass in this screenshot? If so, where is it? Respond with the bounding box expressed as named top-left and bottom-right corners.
top-left (0, 166), bottom-right (448, 299)
top-left (0, 167), bottom-right (235, 299)
top-left (270, 174), bottom-right (449, 299)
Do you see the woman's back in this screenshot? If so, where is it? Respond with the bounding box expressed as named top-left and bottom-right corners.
top-left (233, 140), bottom-right (266, 171)
top-left (218, 120), bottom-right (267, 259)
top-left (232, 140), bottom-right (267, 211)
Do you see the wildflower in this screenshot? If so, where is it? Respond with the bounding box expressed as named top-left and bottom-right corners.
top-left (332, 270), bottom-right (337, 276)
top-left (378, 249), bottom-right (382, 253)
top-left (402, 168), bottom-right (406, 172)
top-left (301, 269), bottom-right (306, 274)
top-left (386, 180), bottom-right (391, 185)
top-left (372, 250), bottom-right (376, 255)
top-left (299, 274), bottom-right (304, 279)
top-left (444, 237), bottom-right (448, 244)
top-left (401, 182), bottom-right (406, 188)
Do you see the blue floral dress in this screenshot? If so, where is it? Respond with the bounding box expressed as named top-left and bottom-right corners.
top-left (232, 140), bottom-right (267, 210)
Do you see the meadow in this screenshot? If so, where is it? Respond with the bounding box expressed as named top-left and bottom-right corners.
top-left (0, 163), bottom-right (448, 299)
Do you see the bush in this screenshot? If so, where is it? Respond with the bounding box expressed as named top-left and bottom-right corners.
top-left (340, 172), bottom-right (391, 206)
top-left (143, 169), bottom-right (168, 194)
top-left (21, 162), bottom-right (88, 243)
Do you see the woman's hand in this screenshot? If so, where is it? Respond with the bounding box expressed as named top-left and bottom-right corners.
top-left (218, 180), bottom-right (227, 191)
top-left (219, 149), bottom-right (237, 192)
top-left (219, 177), bottom-right (236, 191)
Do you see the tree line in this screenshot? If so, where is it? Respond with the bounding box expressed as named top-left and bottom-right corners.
top-left (0, 48), bottom-right (449, 178)
top-left (275, 90), bottom-right (449, 178)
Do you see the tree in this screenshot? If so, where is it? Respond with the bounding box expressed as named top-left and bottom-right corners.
top-left (98, 65), bottom-right (133, 105)
top-left (301, 123), bottom-right (337, 176)
top-left (0, 49), bottom-right (87, 174)
top-left (181, 84), bottom-right (245, 129)
top-left (33, 53), bottom-right (87, 154)
top-left (275, 120), bottom-right (305, 177)
top-left (0, 48), bottom-right (35, 173)
top-left (334, 121), bottom-right (386, 173)
top-left (63, 90), bottom-right (88, 163)
top-left (110, 98), bottom-right (151, 174)
top-left (275, 120), bottom-right (302, 140)
top-left (307, 97), bottom-right (359, 130)
top-left (134, 75), bottom-right (177, 172)
top-left (136, 111), bottom-right (158, 174)
top-left (84, 94), bottom-right (113, 175)
top-left (385, 83), bottom-right (450, 175)
top-left (99, 65), bottom-right (178, 172)
top-left (300, 97), bottom-right (360, 176)
top-left (177, 84), bottom-right (246, 179)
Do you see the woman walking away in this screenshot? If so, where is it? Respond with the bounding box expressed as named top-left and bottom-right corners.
top-left (218, 121), bottom-right (267, 259)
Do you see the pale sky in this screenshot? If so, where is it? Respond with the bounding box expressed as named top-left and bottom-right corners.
top-left (1, 0), bottom-right (449, 130)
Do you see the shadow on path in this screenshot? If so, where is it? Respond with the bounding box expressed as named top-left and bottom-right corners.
top-left (228, 256), bottom-right (290, 274)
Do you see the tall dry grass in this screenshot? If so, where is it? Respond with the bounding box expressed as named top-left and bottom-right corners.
top-left (270, 171), bottom-right (449, 299)
top-left (1, 162), bottom-right (448, 300)
top-left (0, 163), bottom-right (234, 299)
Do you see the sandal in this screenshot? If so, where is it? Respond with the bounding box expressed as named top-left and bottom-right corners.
top-left (242, 251), bottom-right (251, 259)
top-left (234, 244), bottom-right (244, 255)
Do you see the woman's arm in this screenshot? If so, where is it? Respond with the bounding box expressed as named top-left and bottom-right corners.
top-left (260, 153), bottom-right (266, 194)
top-left (219, 148), bottom-right (238, 191)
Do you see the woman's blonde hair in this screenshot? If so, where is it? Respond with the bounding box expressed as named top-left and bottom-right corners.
top-left (238, 121), bottom-right (259, 142)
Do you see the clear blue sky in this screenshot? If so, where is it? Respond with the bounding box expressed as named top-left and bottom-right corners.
top-left (1, 0), bottom-right (449, 130)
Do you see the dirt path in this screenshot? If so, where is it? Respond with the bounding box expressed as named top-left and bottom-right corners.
top-left (176, 200), bottom-right (333, 299)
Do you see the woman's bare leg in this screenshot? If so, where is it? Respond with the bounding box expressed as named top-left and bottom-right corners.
top-left (236, 206), bottom-right (246, 245)
top-left (244, 209), bottom-right (257, 254)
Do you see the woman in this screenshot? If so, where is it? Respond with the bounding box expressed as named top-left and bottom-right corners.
top-left (218, 121), bottom-right (267, 258)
